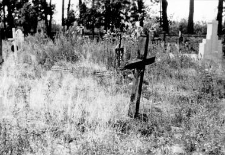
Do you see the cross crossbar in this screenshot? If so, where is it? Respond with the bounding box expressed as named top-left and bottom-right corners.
top-left (122, 57), bottom-right (155, 70)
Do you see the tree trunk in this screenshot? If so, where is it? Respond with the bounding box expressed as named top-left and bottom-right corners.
top-left (79, 0), bottom-right (82, 17)
top-left (92, 0), bottom-right (95, 7)
top-left (43, 0), bottom-right (49, 36)
top-left (67, 0), bottom-right (71, 30)
top-left (79, 0), bottom-right (82, 7)
top-left (49, 0), bottom-right (52, 38)
top-left (3, 4), bottom-right (6, 39)
top-left (104, 0), bottom-right (110, 31)
top-left (187, 0), bottom-right (194, 34)
top-left (217, 0), bottom-right (223, 35)
top-left (137, 0), bottom-right (144, 27)
top-left (67, 0), bottom-right (71, 17)
top-left (79, 0), bottom-right (83, 25)
top-left (162, 0), bottom-right (169, 33)
top-left (92, 0), bottom-right (95, 39)
top-left (62, 0), bottom-right (65, 31)
top-left (6, 2), bottom-right (14, 37)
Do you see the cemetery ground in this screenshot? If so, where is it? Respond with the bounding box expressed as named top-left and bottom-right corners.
top-left (1, 33), bottom-right (225, 155)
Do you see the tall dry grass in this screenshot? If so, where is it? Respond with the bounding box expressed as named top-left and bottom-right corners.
top-left (0, 33), bottom-right (225, 154)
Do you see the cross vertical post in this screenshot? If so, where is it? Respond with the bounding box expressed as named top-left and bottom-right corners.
top-left (62, 0), bottom-right (65, 32)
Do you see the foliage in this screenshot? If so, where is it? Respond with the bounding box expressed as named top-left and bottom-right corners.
top-left (17, 2), bottom-right (38, 35)
top-left (0, 0), bottom-right (55, 36)
top-left (169, 19), bottom-right (207, 35)
top-left (65, 10), bottom-right (77, 29)
top-left (78, 0), bottom-right (144, 32)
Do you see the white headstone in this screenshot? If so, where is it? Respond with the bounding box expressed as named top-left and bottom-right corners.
top-left (135, 21), bottom-right (140, 27)
top-left (15, 29), bottom-right (24, 49)
top-left (0, 28), bottom-right (3, 63)
top-left (199, 20), bottom-right (223, 64)
top-left (8, 28), bottom-right (24, 62)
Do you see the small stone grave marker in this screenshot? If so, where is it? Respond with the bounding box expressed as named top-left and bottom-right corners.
top-left (121, 29), bottom-right (155, 118)
top-left (15, 29), bottom-right (24, 49)
top-left (138, 36), bottom-right (146, 57)
top-left (150, 28), bottom-right (161, 45)
top-left (178, 31), bottom-right (183, 43)
top-left (79, 25), bottom-right (84, 36)
top-left (115, 33), bottom-right (124, 68)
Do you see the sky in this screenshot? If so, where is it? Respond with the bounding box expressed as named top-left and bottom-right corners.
top-left (51, 0), bottom-right (220, 24)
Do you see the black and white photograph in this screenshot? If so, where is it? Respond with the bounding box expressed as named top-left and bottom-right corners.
top-left (0, 0), bottom-right (225, 154)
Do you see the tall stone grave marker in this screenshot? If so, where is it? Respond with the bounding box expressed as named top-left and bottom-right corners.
top-left (199, 20), bottom-right (223, 63)
top-left (0, 28), bottom-right (3, 64)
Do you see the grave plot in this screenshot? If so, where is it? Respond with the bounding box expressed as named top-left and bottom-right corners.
top-left (149, 30), bottom-right (205, 55)
top-left (7, 28), bottom-right (38, 66)
top-left (178, 37), bottom-right (202, 54)
top-left (150, 20), bottom-right (225, 65)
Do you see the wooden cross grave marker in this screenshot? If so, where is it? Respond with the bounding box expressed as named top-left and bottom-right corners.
top-left (115, 33), bottom-right (124, 68)
top-left (121, 30), bottom-right (155, 118)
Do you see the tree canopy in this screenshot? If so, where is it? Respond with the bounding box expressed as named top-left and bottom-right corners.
top-left (0, 0), bottom-right (223, 38)
top-left (78, 0), bottom-right (146, 32)
top-left (0, 0), bottom-right (55, 37)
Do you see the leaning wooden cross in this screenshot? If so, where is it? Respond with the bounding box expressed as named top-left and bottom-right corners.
top-left (121, 29), bottom-right (155, 118)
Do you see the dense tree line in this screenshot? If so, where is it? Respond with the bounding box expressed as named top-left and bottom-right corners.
top-left (0, 0), bottom-right (55, 37)
top-left (77, 0), bottom-right (171, 33)
top-left (0, 0), bottom-right (224, 38)
top-left (78, 0), bottom-right (145, 33)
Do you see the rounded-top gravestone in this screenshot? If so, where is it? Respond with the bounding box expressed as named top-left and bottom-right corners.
top-left (15, 29), bottom-right (24, 50)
